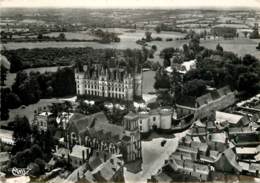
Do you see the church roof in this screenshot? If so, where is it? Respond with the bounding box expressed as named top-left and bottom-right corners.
top-left (68, 112), bottom-right (124, 141)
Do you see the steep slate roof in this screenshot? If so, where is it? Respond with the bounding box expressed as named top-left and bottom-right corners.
top-left (68, 112), bottom-right (124, 141)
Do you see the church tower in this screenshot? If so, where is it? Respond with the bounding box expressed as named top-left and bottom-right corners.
top-left (121, 112), bottom-right (142, 162)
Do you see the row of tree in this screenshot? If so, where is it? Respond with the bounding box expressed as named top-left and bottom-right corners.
top-left (2, 47), bottom-right (147, 73)
top-left (1, 67), bottom-right (76, 120)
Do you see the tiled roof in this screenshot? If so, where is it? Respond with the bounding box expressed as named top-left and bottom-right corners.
top-left (215, 111), bottom-right (243, 125)
top-left (223, 149), bottom-right (242, 172)
top-left (92, 154), bottom-right (123, 182)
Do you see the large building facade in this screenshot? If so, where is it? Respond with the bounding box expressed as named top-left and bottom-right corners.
top-left (75, 64), bottom-right (142, 101)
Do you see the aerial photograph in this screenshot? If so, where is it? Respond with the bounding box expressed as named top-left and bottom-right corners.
top-left (0, 0), bottom-right (260, 182)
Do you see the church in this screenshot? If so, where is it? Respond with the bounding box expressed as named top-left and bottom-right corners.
top-left (75, 64), bottom-right (142, 101)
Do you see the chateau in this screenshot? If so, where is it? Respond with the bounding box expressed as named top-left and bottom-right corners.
top-left (75, 64), bottom-right (142, 101)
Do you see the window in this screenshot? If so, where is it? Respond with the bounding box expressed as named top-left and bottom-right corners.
top-left (140, 126), bottom-right (142, 131)
top-left (153, 117), bottom-right (156, 121)
top-left (139, 120), bottom-right (142, 124)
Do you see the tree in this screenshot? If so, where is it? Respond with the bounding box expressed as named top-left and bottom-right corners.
top-left (151, 45), bottom-right (157, 51)
top-left (238, 72), bottom-right (259, 96)
top-left (12, 116), bottom-right (32, 154)
top-left (37, 33), bottom-right (43, 40)
top-left (216, 43), bottom-right (223, 53)
top-left (7, 92), bottom-right (21, 109)
top-left (58, 33), bottom-right (66, 40)
top-left (155, 26), bottom-right (161, 33)
top-left (145, 31), bottom-right (152, 42)
top-left (183, 79), bottom-right (207, 97)
top-left (163, 58), bottom-right (171, 67)
top-left (154, 70), bottom-right (171, 90)
top-left (242, 54), bottom-right (257, 66)
top-left (1, 66), bottom-right (8, 86)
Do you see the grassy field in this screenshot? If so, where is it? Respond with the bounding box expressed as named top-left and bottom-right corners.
top-left (4, 30), bottom-right (259, 59)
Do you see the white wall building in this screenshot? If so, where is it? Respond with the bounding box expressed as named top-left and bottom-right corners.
top-left (138, 108), bottom-right (174, 134)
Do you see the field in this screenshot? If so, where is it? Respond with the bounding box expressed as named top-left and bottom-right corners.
top-left (3, 29), bottom-right (260, 59)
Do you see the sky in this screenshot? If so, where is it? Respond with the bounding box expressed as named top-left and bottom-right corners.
top-left (0, 0), bottom-right (260, 9)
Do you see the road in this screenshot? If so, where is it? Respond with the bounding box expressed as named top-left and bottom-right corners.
top-left (124, 130), bottom-right (188, 183)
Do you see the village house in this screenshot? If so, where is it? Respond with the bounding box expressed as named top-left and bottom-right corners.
top-left (0, 54), bottom-right (10, 86)
top-left (0, 152), bottom-right (10, 171)
top-left (69, 145), bottom-right (91, 168)
top-left (76, 154), bottom-right (125, 183)
top-left (215, 111), bottom-right (249, 130)
top-left (0, 129), bottom-right (14, 146)
top-left (32, 111), bottom-right (55, 132)
top-left (176, 86), bottom-right (237, 120)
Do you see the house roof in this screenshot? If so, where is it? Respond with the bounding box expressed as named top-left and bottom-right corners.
top-left (83, 171), bottom-right (96, 183)
top-left (153, 172), bottom-right (172, 183)
top-left (236, 147), bottom-right (257, 155)
top-left (89, 156), bottom-right (103, 170)
top-left (196, 93), bottom-right (213, 107)
top-left (255, 153), bottom-right (260, 161)
top-left (191, 141), bottom-right (208, 152)
top-left (54, 148), bottom-right (70, 157)
top-left (180, 59), bottom-right (196, 73)
top-left (0, 152), bottom-right (9, 163)
top-left (215, 111), bottom-right (243, 125)
top-left (0, 54), bottom-right (10, 70)
top-left (0, 129), bottom-right (14, 145)
top-left (210, 132), bottom-right (227, 143)
top-left (70, 145), bottom-right (90, 159)
top-left (223, 149), bottom-right (243, 172)
top-left (92, 154), bottom-right (123, 182)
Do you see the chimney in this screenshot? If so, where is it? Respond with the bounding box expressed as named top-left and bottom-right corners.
top-left (110, 158), bottom-right (114, 165)
top-left (82, 150), bottom-right (85, 161)
top-left (104, 153), bottom-right (107, 162)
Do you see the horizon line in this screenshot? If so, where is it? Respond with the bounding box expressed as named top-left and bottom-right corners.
top-left (1, 6), bottom-right (260, 10)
